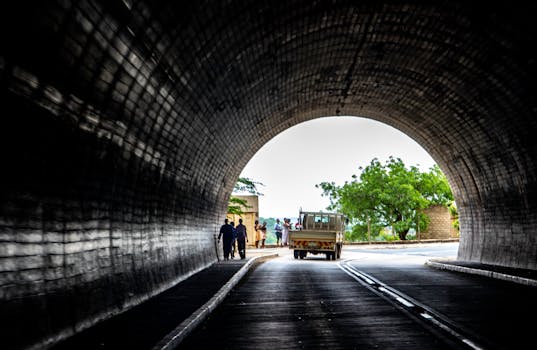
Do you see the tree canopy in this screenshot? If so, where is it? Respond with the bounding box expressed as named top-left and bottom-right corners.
top-left (227, 177), bottom-right (263, 215)
top-left (317, 157), bottom-right (453, 240)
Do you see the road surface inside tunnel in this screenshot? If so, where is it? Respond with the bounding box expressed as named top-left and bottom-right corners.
top-left (177, 244), bottom-right (536, 350)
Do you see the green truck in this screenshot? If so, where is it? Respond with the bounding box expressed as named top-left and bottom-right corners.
top-left (289, 211), bottom-right (347, 260)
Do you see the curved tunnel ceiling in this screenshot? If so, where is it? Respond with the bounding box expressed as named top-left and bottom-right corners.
top-left (2, 1), bottom-right (537, 347)
top-left (1, 1), bottom-right (536, 267)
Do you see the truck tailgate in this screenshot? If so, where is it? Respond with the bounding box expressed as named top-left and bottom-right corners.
top-left (289, 230), bottom-right (337, 250)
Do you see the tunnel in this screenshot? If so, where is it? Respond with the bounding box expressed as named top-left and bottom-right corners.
top-left (1, 1), bottom-right (536, 349)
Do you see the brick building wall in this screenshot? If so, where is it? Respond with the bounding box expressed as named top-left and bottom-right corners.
top-left (226, 195), bottom-right (259, 247)
top-left (420, 205), bottom-right (459, 240)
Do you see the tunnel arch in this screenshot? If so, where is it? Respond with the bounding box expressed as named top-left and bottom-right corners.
top-left (1, 1), bottom-right (537, 348)
top-left (235, 115), bottom-right (441, 223)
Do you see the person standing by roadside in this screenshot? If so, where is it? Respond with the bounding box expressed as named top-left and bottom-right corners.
top-left (274, 219), bottom-right (283, 247)
top-left (218, 219), bottom-right (233, 260)
top-left (282, 218), bottom-right (291, 246)
top-left (260, 221), bottom-right (267, 248)
top-left (254, 220), bottom-right (261, 248)
top-left (235, 218), bottom-right (248, 259)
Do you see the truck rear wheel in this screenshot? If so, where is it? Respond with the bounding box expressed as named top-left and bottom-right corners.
top-left (332, 246), bottom-right (339, 260)
top-left (294, 250), bottom-right (299, 259)
top-left (300, 251), bottom-right (307, 259)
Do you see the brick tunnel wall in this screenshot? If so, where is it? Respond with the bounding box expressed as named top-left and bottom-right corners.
top-left (1, 1), bottom-right (537, 349)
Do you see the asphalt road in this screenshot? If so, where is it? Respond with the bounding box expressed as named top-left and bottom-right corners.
top-left (177, 244), bottom-right (535, 350)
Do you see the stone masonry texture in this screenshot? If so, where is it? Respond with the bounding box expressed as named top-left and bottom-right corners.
top-left (421, 205), bottom-right (459, 240)
top-left (0, 1), bottom-right (536, 349)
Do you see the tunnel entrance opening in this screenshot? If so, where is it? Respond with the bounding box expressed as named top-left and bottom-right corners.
top-left (2, 2), bottom-right (537, 349)
top-left (236, 116), bottom-right (458, 246)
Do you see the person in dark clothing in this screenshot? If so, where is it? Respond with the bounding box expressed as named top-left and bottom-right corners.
top-left (260, 221), bottom-right (267, 248)
top-left (230, 221), bottom-right (237, 259)
top-left (235, 218), bottom-right (248, 259)
top-left (218, 219), bottom-right (234, 260)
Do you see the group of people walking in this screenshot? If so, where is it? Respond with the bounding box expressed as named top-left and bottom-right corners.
top-left (217, 218), bottom-right (247, 260)
top-left (218, 217), bottom-right (300, 260)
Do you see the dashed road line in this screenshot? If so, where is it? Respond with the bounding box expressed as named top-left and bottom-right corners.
top-left (338, 259), bottom-right (489, 350)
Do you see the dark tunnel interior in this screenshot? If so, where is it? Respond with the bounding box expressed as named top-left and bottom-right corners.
top-left (1, 1), bottom-right (537, 348)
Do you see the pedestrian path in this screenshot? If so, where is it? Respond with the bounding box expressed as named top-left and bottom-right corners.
top-left (51, 252), bottom-right (276, 350)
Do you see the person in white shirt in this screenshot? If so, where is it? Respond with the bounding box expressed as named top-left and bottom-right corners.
top-left (282, 218), bottom-right (291, 246)
top-left (274, 219), bottom-right (283, 247)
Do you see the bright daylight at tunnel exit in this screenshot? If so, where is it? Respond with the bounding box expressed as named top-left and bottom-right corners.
top-left (1, 1), bottom-right (536, 350)
top-left (233, 116), bottom-right (457, 245)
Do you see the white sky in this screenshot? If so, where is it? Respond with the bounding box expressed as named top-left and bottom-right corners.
top-left (238, 116), bottom-right (437, 219)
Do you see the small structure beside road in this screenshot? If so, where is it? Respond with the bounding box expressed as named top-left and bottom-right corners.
top-left (420, 205), bottom-right (459, 239)
top-left (226, 195), bottom-right (259, 247)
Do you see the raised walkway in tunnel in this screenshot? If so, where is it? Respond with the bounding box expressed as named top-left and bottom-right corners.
top-left (50, 250), bottom-right (277, 350)
top-left (49, 246), bottom-right (536, 350)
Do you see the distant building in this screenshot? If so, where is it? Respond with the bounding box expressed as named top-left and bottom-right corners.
top-left (226, 195), bottom-right (259, 247)
top-left (420, 205), bottom-right (459, 239)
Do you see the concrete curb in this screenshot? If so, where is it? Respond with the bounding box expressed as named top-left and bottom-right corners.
top-left (425, 260), bottom-right (537, 287)
top-left (151, 253), bottom-right (279, 350)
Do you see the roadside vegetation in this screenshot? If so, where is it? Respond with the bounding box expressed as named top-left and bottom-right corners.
top-left (317, 157), bottom-right (456, 242)
top-left (228, 158), bottom-right (458, 244)
top-left (227, 177), bottom-right (263, 215)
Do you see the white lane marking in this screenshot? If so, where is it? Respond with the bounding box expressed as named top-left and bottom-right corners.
top-left (338, 259), bottom-right (486, 350)
top-left (378, 287), bottom-right (415, 308)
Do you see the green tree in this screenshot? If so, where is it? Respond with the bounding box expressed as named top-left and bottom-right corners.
top-left (448, 201), bottom-right (459, 231)
top-left (227, 177), bottom-right (263, 215)
top-left (317, 157), bottom-right (453, 241)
